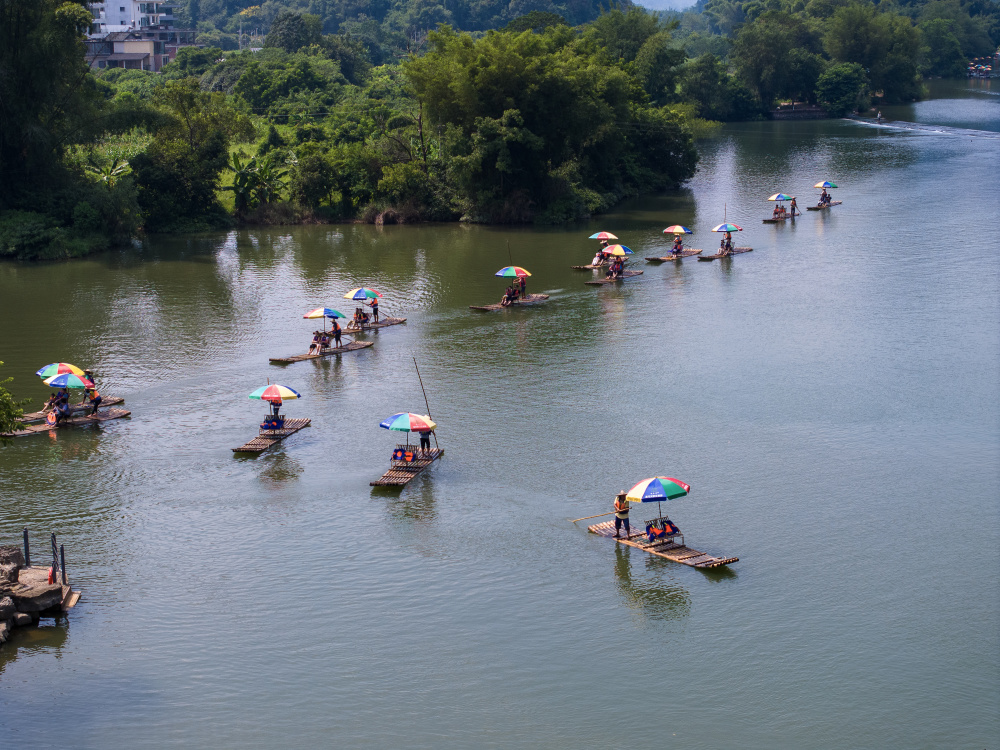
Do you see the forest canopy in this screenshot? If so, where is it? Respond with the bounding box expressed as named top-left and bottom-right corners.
top-left (1, 0), bottom-right (997, 258)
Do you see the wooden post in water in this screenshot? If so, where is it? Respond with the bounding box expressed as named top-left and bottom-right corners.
top-left (413, 357), bottom-right (439, 450)
top-left (51, 533), bottom-right (59, 578)
top-left (23, 527), bottom-right (30, 567)
top-left (60, 545), bottom-right (67, 585)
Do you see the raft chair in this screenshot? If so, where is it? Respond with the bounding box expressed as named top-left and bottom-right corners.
top-left (645, 517), bottom-right (683, 545)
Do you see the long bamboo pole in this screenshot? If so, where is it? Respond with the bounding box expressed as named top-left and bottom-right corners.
top-left (413, 357), bottom-right (439, 449)
top-left (570, 511), bottom-right (616, 523)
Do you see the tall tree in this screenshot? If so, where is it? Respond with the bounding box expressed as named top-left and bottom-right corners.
top-left (0, 0), bottom-right (99, 207)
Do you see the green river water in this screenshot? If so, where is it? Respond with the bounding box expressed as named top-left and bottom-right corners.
top-left (1, 79), bottom-right (998, 747)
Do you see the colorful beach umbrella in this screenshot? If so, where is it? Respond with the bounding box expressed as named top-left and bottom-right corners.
top-left (43, 373), bottom-right (94, 389)
top-left (603, 244), bottom-right (633, 256)
top-left (343, 287), bottom-right (382, 300)
top-left (589, 232), bottom-right (618, 240)
top-left (712, 223), bottom-right (743, 233)
top-left (495, 266), bottom-right (531, 278)
top-left (663, 226), bottom-right (692, 235)
top-left (304, 307), bottom-right (345, 319)
top-left (380, 412), bottom-right (436, 432)
top-left (813, 181), bottom-right (837, 189)
top-left (768, 193), bottom-right (795, 202)
top-left (249, 384), bottom-right (301, 403)
top-left (626, 477), bottom-right (691, 503)
top-left (36, 363), bottom-right (85, 379)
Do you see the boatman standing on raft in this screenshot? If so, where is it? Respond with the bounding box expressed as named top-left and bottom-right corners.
top-left (614, 491), bottom-right (630, 538)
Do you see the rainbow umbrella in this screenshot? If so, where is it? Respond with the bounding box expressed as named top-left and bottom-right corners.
top-left (343, 287), bottom-right (382, 300)
top-left (249, 384), bottom-right (301, 403)
top-left (304, 307), bottom-right (345, 331)
top-left (712, 223), bottom-right (742, 233)
top-left (44, 373), bottom-right (94, 389)
top-left (380, 412), bottom-right (436, 432)
top-left (304, 307), bottom-right (345, 319)
top-left (603, 244), bottom-right (633, 257)
top-left (768, 193), bottom-right (795, 202)
top-left (813, 181), bottom-right (838, 189)
top-left (626, 476), bottom-right (691, 520)
top-left (589, 232), bottom-right (618, 240)
top-left (663, 226), bottom-right (692, 235)
top-left (495, 266), bottom-right (531, 278)
top-left (36, 363), bottom-right (85, 379)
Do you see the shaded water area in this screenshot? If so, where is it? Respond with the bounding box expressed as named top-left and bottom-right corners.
top-left (1, 81), bottom-right (997, 747)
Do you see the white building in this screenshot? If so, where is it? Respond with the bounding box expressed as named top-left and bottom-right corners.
top-left (88, 1), bottom-right (178, 36)
top-left (86, 2), bottom-right (197, 71)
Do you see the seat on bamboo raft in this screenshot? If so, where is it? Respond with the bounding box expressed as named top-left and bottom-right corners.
top-left (393, 447), bottom-right (418, 462)
top-left (645, 517), bottom-right (682, 544)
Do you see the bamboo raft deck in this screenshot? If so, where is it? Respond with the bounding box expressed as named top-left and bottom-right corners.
top-left (232, 417), bottom-right (311, 454)
top-left (645, 250), bottom-right (703, 262)
top-left (587, 520), bottom-right (738, 569)
top-left (370, 445), bottom-right (444, 487)
top-left (4, 408), bottom-right (131, 437)
top-left (269, 340), bottom-right (373, 364)
top-left (698, 247), bottom-right (753, 261)
top-left (470, 293), bottom-right (550, 312)
top-left (343, 316), bottom-right (406, 333)
top-left (571, 263), bottom-right (608, 270)
top-left (584, 270), bottom-right (644, 285)
top-left (19, 397), bottom-right (124, 423)
top-left (762, 215), bottom-right (796, 223)
top-left (806, 200), bottom-right (842, 211)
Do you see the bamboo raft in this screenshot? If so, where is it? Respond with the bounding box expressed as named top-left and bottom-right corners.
top-left (19, 397), bottom-right (124, 423)
top-left (762, 215), bottom-right (795, 223)
top-left (4, 408), bottom-right (131, 437)
top-left (698, 247), bottom-right (753, 260)
top-left (470, 293), bottom-right (550, 312)
top-left (269, 340), bottom-right (373, 364)
top-left (232, 417), bottom-right (311, 454)
top-left (571, 263), bottom-right (607, 270)
top-left (645, 250), bottom-right (703, 262)
top-left (584, 270), bottom-right (644, 285)
top-left (343, 316), bottom-right (406, 333)
top-left (588, 520), bottom-right (738, 569)
top-left (806, 200), bottom-right (842, 211)
top-left (370, 444), bottom-right (444, 487)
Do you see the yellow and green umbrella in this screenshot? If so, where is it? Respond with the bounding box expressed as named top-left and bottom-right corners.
top-left (249, 384), bottom-right (301, 403)
top-left (495, 266), bottom-right (531, 278)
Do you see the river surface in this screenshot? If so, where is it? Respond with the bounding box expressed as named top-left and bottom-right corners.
top-left (1, 80), bottom-right (997, 748)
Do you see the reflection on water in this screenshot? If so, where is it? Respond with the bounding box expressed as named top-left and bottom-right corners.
top-left (258, 452), bottom-right (304, 486)
top-left (613, 545), bottom-right (692, 623)
top-left (0, 621), bottom-right (69, 678)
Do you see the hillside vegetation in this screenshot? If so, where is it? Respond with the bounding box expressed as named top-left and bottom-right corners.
top-left (1, 0), bottom-right (997, 258)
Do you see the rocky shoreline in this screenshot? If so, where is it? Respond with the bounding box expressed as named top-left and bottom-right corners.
top-left (0, 544), bottom-right (79, 647)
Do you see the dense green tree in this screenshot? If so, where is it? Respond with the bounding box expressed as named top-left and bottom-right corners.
top-left (633, 30), bottom-right (687, 105)
top-left (406, 25), bottom-right (697, 222)
top-left (920, 0), bottom-right (995, 57)
top-left (265, 10), bottom-right (324, 52)
top-left (815, 61), bottom-right (868, 114)
top-left (920, 18), bottom-right (968, 76)
top-left (504, 11), bottom-right (568, 32)
top-left (732, 11), bottom-right (822, 105)
top-left (130, 80), bottom-right (254, 230)
top-left (0, 0), bottom-right (100, 206)
top-left (679, 53), bottom-right (761, 120)
top-left (824, 3), bottom-right (922, 102)
top-left (165, 46), bottom-right (224, 77)
top-left (0, 362), bottom-right (30, 445)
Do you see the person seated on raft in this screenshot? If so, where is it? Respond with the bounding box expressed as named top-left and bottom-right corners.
top-left (318, 331), bottom-right (330, 351)
top-left (591, 250), bottom-right (604, 266)
top-left (500, 286), bottom-right (513, 306)
top-left (672, 236), bottom-right (684, 254)
top-left (772, 203), bottom-right (785, 219)
top-left (54, 397), bottom-right (71, 425)
top-left (308, 331), bottom-right (323, 355)
top-left (352, 307), bottom-right (364, 327)
top-left (41, 393), bottom-right (58, 414)
top-left (819, 188), bottom-right (829, 205)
